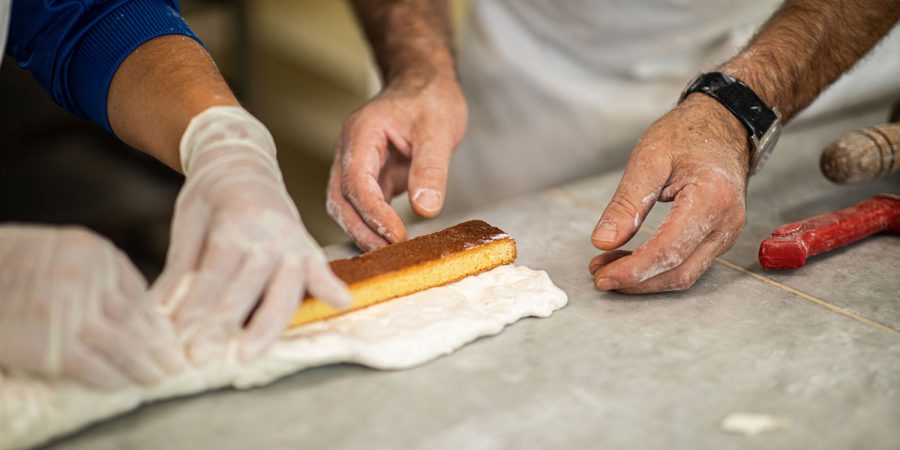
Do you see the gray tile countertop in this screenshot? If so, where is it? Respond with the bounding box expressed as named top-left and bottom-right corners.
top-left (48, 105), bottom-right (899, 450)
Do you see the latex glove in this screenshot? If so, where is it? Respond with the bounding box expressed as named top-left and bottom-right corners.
top-left (589, 94), bottom-right (748, 293)
top-left (0, 226), bottom-right (182, 389)
top-left (150, 106), bottom-right (350, 365)
top-left (327, 75), bottom-right (467, 251)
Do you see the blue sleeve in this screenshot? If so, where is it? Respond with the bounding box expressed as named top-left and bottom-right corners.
top-left (6, 0), bottom-right (203, 133)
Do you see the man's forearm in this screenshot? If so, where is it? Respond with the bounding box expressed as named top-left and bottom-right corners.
top-left (719, 0), bottom-right (900, 122)
top-left (351, 0), bottom-right (456, 87)
top-left (107, 35), bottom-right (239, 172)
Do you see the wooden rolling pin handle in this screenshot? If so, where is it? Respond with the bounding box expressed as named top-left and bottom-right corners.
top-left (821, 123), bottom-right (900, 183)
top-left (758, 194), bottom-right (900, 269)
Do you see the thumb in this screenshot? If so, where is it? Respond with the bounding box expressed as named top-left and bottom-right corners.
top-left (408, 129), bottom-right (454, 218)
top-left (593, 152), bottom-right (670, 250)
top-left (148, 196), bottom-right (208, 311)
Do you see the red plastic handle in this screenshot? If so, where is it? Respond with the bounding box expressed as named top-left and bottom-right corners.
top-left (758, 194), bottom-right (900, 269)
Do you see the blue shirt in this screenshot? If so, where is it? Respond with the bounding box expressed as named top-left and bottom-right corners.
top-left (6, 0), bottom-right (201, 133)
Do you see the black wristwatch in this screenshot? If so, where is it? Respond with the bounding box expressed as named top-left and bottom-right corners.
top-left (679, 72), bottom-right (782, 175)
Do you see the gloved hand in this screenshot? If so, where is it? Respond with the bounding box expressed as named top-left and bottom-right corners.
top-left (326, 74), bottom-right (467, 251)
top-left (0, 225), bottom-right (182, 389)
top-left (150, 106), bottom-right (351, 365)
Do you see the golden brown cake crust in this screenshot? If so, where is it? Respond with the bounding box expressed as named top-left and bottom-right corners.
top-left (329, 220), bottom-right (510, 286)
top-left (291, 220), bottom-right (516, 327)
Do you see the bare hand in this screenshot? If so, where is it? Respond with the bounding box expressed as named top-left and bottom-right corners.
top-left (589, 94), bottom-right (750, 293)
top-left (327, 75), bottom-right (467, 251)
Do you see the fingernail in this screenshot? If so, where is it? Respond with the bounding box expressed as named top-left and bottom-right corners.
top-left (589, 259), bottom-right (602, 275)
top-left (332, 290), bottom-right (353, 310)
top-left (339, 291), bottom-right (353, 309)
top-left (595, 277), bottom-right (620, 291)
top-left (593, 221), bottom-right (617, 244)
top-left (413, 188), bottom-right (441, 213)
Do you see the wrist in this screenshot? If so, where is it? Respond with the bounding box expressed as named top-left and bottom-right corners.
top-left (180, 106), bottom-right (279, 176)
top-left (681, 93), bottom-right (750, 154)
top-left (718, 61), bottom-right (784, 119)
top-left (382, 48), bottom-right (457, 92)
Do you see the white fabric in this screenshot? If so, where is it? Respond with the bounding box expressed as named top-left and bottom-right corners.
top-left (0, 264), bottom-right (568, 450)
top-left (446, 0), bottom-right (900, 211)
top-left (0, 0), bottom-right (10, 70)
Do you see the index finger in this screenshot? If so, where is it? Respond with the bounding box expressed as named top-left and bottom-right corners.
top-left (592, 142), bottom-right (670, 250)
top-left (327, 152), bottom-right (391, 251)
top-left (339, 129), bottom-right (407, 244)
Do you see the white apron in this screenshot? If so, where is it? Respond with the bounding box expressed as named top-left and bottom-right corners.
top-left (446, 0), bottom-right (900, 211)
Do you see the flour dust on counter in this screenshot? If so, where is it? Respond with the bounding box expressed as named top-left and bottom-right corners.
top-left (0, 264), bottom-right (567, 450)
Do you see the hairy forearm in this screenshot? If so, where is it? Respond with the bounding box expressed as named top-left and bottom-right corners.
top-left (720, 0), bottom-right (900, 122)
top-left (107, 35), bottom-right (239, 172)
top-left (350, 0), bottom-right (456, 87)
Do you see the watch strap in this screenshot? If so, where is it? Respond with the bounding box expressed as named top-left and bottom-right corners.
top-left (680, 72), bottom-right (778, 144)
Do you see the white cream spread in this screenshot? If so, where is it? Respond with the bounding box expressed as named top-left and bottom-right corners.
top-left (0, 265), bottom-right (567, 450)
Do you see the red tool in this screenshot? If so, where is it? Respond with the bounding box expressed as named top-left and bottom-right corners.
top-left (758, 194), bottom-right (900, 269)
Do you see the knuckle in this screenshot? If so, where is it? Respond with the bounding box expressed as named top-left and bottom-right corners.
top-left (411, 163), bottom-right (446, 181)
top-left (339, 172), bottom-right (360, 196)
top-left (725, 196), bottom-right (745, 215)
top-left (207, 230), bottom-right (240, 253)
top-left (673, 271), bottom-right (698, 291)
top-left (110, 246), bottom-right (137, 269)
top-left (342, 112), bottom-right (362, 130)
top-left (605, 195), bottom-right (643, 220)
top-left (717, 209), bottom-right (745, 232)
top-left (710, 230), bottom-right (739, 255)
top-left (326, 165), bottom-right (341, 188)
top-left (102, 294), bottom-right (126, 318)
top-left (57, 226), bottom-right (106, 248)
top-left (78, 318), bottom-right (106, 343)
top-left (332, 136), bottom-right (344, 156)
top-left (732, 208), bottom-right (747, 227)
top-left (707, 230), bottom-right (732, 246)
top-left (657, 248), bottom-right (685, 271)
top-left (325, 195), bottom-right (341, 218)
top-left (714, 194), bottom-right (736, 212)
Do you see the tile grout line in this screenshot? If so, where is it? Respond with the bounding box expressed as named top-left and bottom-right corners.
top-left (711, 257), bottom-right (900, 338)
top-left (549, 188), bottom-right (900, 339)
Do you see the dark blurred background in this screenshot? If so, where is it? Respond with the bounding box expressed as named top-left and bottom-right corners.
top-left (0, 0), bottom-right (470, 278)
